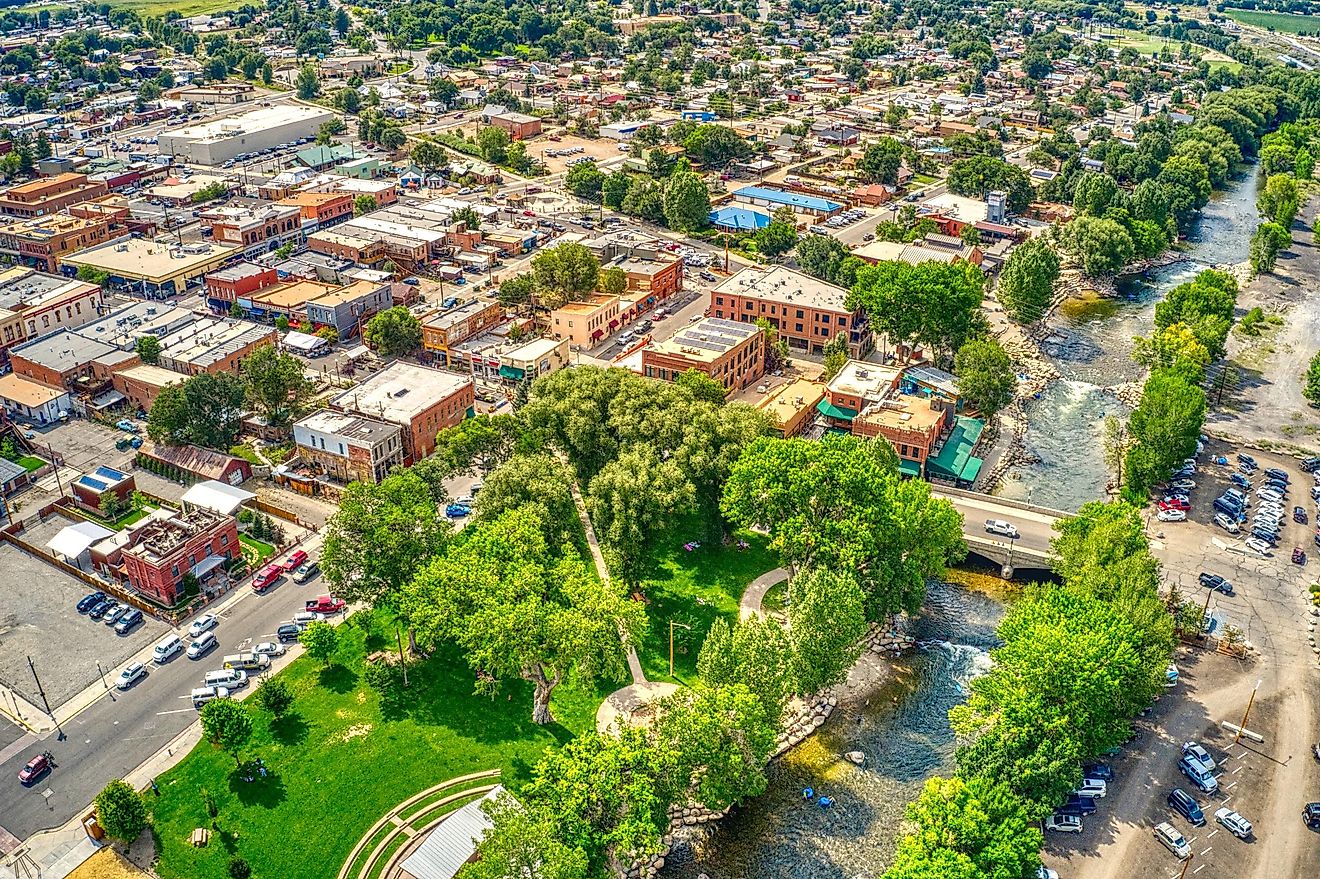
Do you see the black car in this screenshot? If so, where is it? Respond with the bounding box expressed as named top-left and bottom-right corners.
top-left (88, 599), bottom-right (114, 620)
top-left (1265, 467), bottom-right (1290, 484)
top-left (1262, 478), bottom-right (1289, 493)
top-left (1229, 473), bottom-right (1252, 489)
top-left (1250, 527), bottom-right (1279, 545)
top-left (1305, 802), bottom-right (1320, 828)
top-left (1168, 788), bottom-right (1206, 826)
top-left (276, 623), bottom-right (301, 643)
top-left (1199, 573), bottom-right (1234, 595)
top-left (1301, 456), bottom-right (1320, 473)
top-left (1083, 762), bottom-right (1114, 781)
top-left (76, 591), bottom-right (106, 614)
top-left (1214, 497), bottom-right (1245, 518)
top-left (1238, 453), bottom-right (1258, 468)
top-left (1296, 506), bottom-right (1309, 524)
top-left (1059, 795), bottom-right (1099, 816)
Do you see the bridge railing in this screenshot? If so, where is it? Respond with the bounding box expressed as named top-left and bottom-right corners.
top-left (933, 485), bottom-right (1072, 521)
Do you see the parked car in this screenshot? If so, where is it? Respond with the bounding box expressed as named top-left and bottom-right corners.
top-left (1214, 807), bottom-right (1252, 839)
top-left (116, 662), bottom-right (147, 690)
top-left (1301, 456), bottom-right (1320, 473)
top-left (1296, 506), bottom-right (1309, 524)
top-left (1169, 478), bottom-right (1196, 492)
top-left (445, 503), bottom-right (471, 518)
top-left (1153, 821), bottom-right (1192, 859)
top-left (1229, 473), bottom-right (1251, 490)
top-left (276, 623), bottom-right (301, 643)
top-left (88, 598), bottom-right (116, 620)
top-left (1160, 495), bottom-right (1191, 511)
top-left (1250, 527), bottom-right (1279, 545)
top-left (1167, 788), bottom-right (1205, 825)
top-left (188, 614), bottom-right (218, 639)
top-left (305, 595), bottom-right (345, 615)
top-left (76, 591), bottom-right (106, 613)
top-left (1258, 487), bottom-right (1285, 504)
top-left (114, 609), bottom-right (144, 635)
top-left (1245, 536), bottom-right (1273, 555)
top-left (1214, 497), bottom-right (1246, 519)
top-left (1293, 547), bottom-right (1307, 565)
top-left (1059, 794), bottom-right (1098, 816)
top-left (1198, 573), bottom-right (1234, 595)
top-left (281, 550), bottom-right (308, 572)
top-left (17, 752), bottom-right (52, 786)
top-left (1179, 755), bottom-right (1218, 793)
top-left (985, 519), bottom-right (1020, 538)
top-left (153, 635), bottom-right (184, 663)
top-left (1037, 868), bottom-right (1059, 879)
top-left (1157, 509), bottom-right (1186, 523)
top-left (1265, 467), bottom-right (1290, 484)
top-left (1304, 802), bottom-right (1320, 828)
top-left (292, 561), bottom-right (319, 584)
top-left (1044, 814), bottom-right (1083, 833)
top-left (187, 632), bottom-right (217, 660)
top-left (1076, 778), bottom-right (1107, 798)
top-left (253, 641), bottom-right (286, 658)
top-left (1082, 763), bottom-right (1114, 781)
top-left (1237, 453), bottom-right (1258, 468)
top-left (1213, 514), bottom-right (1241, 534)
top-left (102, 605), bottom-right (129, 626)
top-left (251, 564), bottom-right (283, 593)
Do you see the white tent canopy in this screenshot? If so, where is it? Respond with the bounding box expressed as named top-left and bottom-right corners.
top-left (46, 521), bottom-right (115, 560)
top-left (284, 330), bottom-right (329, 354)
top-left (180, 480), bottom-right (256, 517)
top-left (397, 786), bottom-right (505, 879)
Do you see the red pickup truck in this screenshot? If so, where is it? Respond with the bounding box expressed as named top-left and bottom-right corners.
top-left (251, 564), bottom-right (283, 593)
top-left (305, 595), bottom-right (345, 614)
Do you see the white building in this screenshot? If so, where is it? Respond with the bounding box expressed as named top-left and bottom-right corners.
top-left (157, 105), bottom-right (336, 166)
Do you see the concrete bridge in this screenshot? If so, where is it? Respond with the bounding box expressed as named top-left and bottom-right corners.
top-left (930, 486), bottom-right (1069, 577)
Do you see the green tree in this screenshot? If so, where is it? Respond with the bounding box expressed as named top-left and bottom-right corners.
top-left (498, 273), bottom-right (536, 312)
top-left (565, 161), bottom-right (605, 201)
top-left (1305, 351), bottom-right (1320, 407)
top-left (353, 194), bottom-right (378, 216)
top-left (531, 242), bottom-right (600, 307)
top-left (602, 171), bottom-right (632, 210)
top-left (821, 332), bottom-right (850, 380)
top-left (721, 434), bottom-right (965, 617)
top-left (675, 368), bottom-right (727, 404)
top-left (363, 306), bottom-right (422, 357)
top-left (294, 63), bottom-right (320, 100)
top-left (1257, 173), bottom-right (1300, 229)
top-left (945, 155), bottom-right (1035, 213)
top-left (1132, 324), bottom-right (1211, 383)
top-left (477, 126), bottom-right (511, 164)
top-left (599, 266), bottom-right (629, 297)
top-left (1153, 269), bottom-right (1237, 361)
top-left (794, 234), bottom-right (859, 286)
top-left (461, 794), bottom-right (590, 879)
top-left (275, 315), bottom-right (291, 333)
top-left (1072, 171), bottom-right (1122, 217)
top-left (146, 372), bottom-right (246, 450)
top-left (410, 140), bottom-right (448, 172)
top-left (786, 568), bottom-right (867, 696)
top-left (135, 335), bottom-right (161, 365)
top-left (253, 676), bottom-right (294, 720)
top-left (241, 344), bottom-right (313, 429)
top-left (94, 780), bottom-right (149, 842)
top-left (433, 414), bottom-right (520, 476)
top-left (953, 338), bottom-right (1015, 418)
top-left (849, 261), bottom-right (985, 363)
top-left (884, 776), bottom-right (1044, 879)
top-left (321, 470), bottom-right (450, 612)
top-left (1124, 369), bottom-right (1207, 494)
top-left (198, 699), bottom-right (253, 765)
top-left (1250, 221), bottom-right (1290, 275)
top-left (995, 238), bottom-right (1059, 324)
top-left (1058, 216), bottom-right (1135, 277)
top-left (754, 217), bottom-right (797, 259)
top-left (299, 620), bottom-right (339, 664)
top-left (654, 683), bottom-right (778, 809)
top-left (696, 615), bottom-right (792, 718)
top-left (453, 206), bottom-right (481, 231)
top-left (661, 170), bottom-right (711, 232)
top-left (1101, 416), bottom-right (1134, 491)
top-left (682, 123), bottom-right (752, 167)
top-left (860, 137), bottom-right (905, 184)
top-left (588, 446), bottom-right (695, 583)
top-left (405, 507), bottom-right (646, 724)
top-left (472, 453), bottom-right (580, 548)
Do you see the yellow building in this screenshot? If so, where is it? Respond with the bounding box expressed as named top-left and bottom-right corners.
top-left (548, 294), bottom-right (620, 348)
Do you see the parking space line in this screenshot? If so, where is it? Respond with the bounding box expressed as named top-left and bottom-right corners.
top-left (1200, 847), bottom-right (1212, 856)
top-left (1208, 829), bottom-right (1219, 838)
top-left (156, 708), bottom-right (194, 716)
top-left (1194, 864), bottom-right (1207, 873)
top-left (1232, 764), bottom-right (1245, 774)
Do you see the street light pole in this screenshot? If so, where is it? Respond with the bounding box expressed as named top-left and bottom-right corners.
top-left (1177, 852), bottom-right (1194, 879)
top-left (1234, 679), bottom-right (1262, 744)
top-left (27, 656), bottom-right (63, 740)
top-left (669, 620), bottom-right (691, 678)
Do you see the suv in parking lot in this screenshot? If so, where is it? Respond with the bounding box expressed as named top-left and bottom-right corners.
top-left (1153, 821), bottom-right (1191, 859)
top-left (1179, 754), bottom-right (1218, 793)
top-left (1167, 788), bottom-right (1205, 825)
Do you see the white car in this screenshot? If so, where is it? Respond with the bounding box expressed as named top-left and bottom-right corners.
top-left (253, 641), bottom-right (286, 658)
top-left (1213, 514), bottom-right (1240, 534)
top-left (1182, 741), bottom-right (1215, 769)
top-left (1157, 509), bottom-right (1186, 522)
top-left (1214, 807), bottom-right (1253, 839)
top-left (188, 613), bottom-right (219, 638)
top-left (1037, 868), bottom-right (1059, 879)
top-left (1244, 536), bottom-right (1272, 555)
top-left (1257, 488), bottom-right (1284, 503)
top-left (985, 519), bottom-right (1020, 539)
top-left (1044, 814), bottom-right (1083, 833)
top-left (1169, 479), bottom-right (1196, 491)
top-left (1153, 821), bottom-right (1191, 859)
top-left (116, 662), bottom-right (147, 690)
top-left (1076, 778), bottom-right (1107, 798)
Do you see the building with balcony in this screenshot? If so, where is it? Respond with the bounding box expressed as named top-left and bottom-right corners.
top-left (121, 506), bottom-right (240, 606)
top-left (708, 265), bottom-right (873, 358)
top-left (293, 410), bottom-right (404, 486)
top-left (640, 317), bottom-right (765, 393)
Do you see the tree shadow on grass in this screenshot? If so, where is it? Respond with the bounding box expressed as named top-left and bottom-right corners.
top-left (227, 768), bottom-right (287, 808)
top-left (318, 662), bottom-right (358, 693)
top-left (269, 712), bottom-right (309, 746)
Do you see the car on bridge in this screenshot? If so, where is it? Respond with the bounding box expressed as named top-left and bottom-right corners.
top-left (984, 519), bottom-right (1019, 539)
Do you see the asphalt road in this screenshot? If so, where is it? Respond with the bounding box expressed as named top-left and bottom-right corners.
top-left (934, 491), bottom-right (1060, 561)
top-left (0, 552), bottom-right (326, 840)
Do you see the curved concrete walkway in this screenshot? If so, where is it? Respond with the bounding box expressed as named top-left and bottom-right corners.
top-left (739, 567), bottom-right (789, 620)
top-left (595, 681), bottom-right (681, 734)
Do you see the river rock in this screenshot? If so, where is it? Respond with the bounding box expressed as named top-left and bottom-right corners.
top-left (845, 750), bottom-right (866, 765)
top-left (654, 858), bottom-right (665, 870)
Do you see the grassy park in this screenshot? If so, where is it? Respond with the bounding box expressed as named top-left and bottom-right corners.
top-left (151, 611), bottom-right (603, 879)
top-left (632, 530), bottom-right (776, 684)
top-left (1226, 9), bottom-right (1320, 35)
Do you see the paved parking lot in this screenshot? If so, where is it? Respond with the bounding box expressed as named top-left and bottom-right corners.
top-left (0, 542), bottom-right (168, 710)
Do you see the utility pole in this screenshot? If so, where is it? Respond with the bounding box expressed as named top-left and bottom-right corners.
top-left (1177, 853), bottom-right (1194, 879)
top-left (47, 443), bottom-right (64, 497)
top-left (669, 620), bottom-right (691, 678)
top-left (1234, 679), bottom-right (1262, 744)
top-left (27, 656), bottom-right (62, 740)
top-left (396, 627), bottom-right (409, 687)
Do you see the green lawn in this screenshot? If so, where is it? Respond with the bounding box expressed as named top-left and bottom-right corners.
top-left (109, 0), bottom-right (241, 16)
top-left (228, 445), bottom-right (264, 467)
top-left (238, 534), bottom-right (275, 565)
top-left (151, 611), bottom-right (604, 879)
top-left (633, 532), bottom-right (777, 684)
top-left (913, 173), bottom-right (939, 185)
top-left (1226, 9), bottom-right (1320, 34)
top-left (16, 455), bottom-right (45, 472)
top-left (78, 507), bottom-right (150, 529)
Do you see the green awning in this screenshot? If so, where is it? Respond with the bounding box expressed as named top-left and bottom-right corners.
top-left (926, 415), bottom-right (986, 484)
top-left (898, 459), bottom-right (922, 478)
top-left (498, 365), bottom-right (525, 380)
top-left (816, 399), bottom-right (858, 420)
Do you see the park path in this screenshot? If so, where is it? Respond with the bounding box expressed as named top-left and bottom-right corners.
top-left (739, 567), bottom-right (789, 621)
top-left (567, 479), bottom-right (646, 684)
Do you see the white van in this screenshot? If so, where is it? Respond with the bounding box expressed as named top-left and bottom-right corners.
top-left (191, 685), bottom-right (230, 708)
top-left (187, 631), bottom-right (218, 659)
top-left (204, 668), bottom-right (249, 689)
top-left (292, 611), bottom-right (323, 628)
top-left (153, 635), bottom-right (184, 664)
top-left (984, 519), bottom-right (1020, 539)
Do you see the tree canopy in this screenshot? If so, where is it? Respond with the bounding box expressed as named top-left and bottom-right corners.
top-left (954, 338), bottom-right (1016, 418)
top-left (849, 260), bottom-right (985, 363)
top-left (363, 306), bottom-right (423, 357)
top-left (146, 372), bottom-right (245, 451)
top-left (241, 344), bottom-right (313, 429)
top-left (995, 238), bottom-right (1059, 324)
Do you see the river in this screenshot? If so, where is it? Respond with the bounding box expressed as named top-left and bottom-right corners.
top-left (992, 163), bottom-right (1262, 511)
top-left (662, 580), bottom-right (1004, 879)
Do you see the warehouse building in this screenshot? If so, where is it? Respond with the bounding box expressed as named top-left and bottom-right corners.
top-left (156, 105), bottom-right (335, 166)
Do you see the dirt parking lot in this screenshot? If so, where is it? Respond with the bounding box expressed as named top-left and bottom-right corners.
top-left (0, 539), bottom-right (168, 710)
top-left (526, 131), bottom-right (626, 174)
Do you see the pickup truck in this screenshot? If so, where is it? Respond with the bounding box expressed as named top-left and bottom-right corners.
top-left (251, 564), bottom-right (283, 593)
top-left (305, 595), bottom-right (345, 615)
top-left (984, 519), bottom-right (1020, 539)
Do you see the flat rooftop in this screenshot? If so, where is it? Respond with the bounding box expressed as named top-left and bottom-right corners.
top-left (0, 268), bottom-right (96, 313)
top-left (11, 329), bottom-right (117, 373)
top-left (76, 301), bottom-right (192, 349)
top-left (712, 265), bottom-right (851, 312)
top-left (332, 362), bottom-right (472, 423)
top-left (423, 298), bottom-right (496, 331)
top-left (296, 410), bottom-right (400, 446)
top-left (755, 377), bottom-right (825, 427)
top-left (651, 316), bottom-right (759, 363)
top-left (828, 359), bottom-right (902, 401)
top-left (60, 239), bottom-right (237, 282)
top-left (161, 105), bottom-right (332, 145)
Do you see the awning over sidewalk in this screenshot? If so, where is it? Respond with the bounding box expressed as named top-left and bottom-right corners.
top-left (190, 554), bottom-right (227, 579)
top-left (815, 399), bottom-right (858, 420)
top-left (926, 416), bottom-right (986, 484)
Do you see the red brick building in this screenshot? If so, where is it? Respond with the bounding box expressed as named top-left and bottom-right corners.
top-left (0, 173), bottom-right (108, 218)
top-left (277, 191), bottom-right (353, 227)
top-left (121, 507), bottom-right (240, 606)
top-left (204, 262), bottom-right (281, 306)
top-left (489, 113), bottom-right (542, 140)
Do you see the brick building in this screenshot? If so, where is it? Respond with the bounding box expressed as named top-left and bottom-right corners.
top-left (121, 506), bottom-right (240, 606)
top-left (708, 265), bottom-right (873, 358)
top-left (0, 173), bottom-right (108, 218)
top-left (293, 410), bottom-right (404, 485)
top-left (421, 298), bottom-right (504, 365)
top-left (112, 363), bottom-right (186, 411)
top-left (204, 204), bottom-right (302, 253)
top-left (277, 191), bottom-right (353, 227)
top-left (0, 214), bottom-right (125, 272)
top-left (204, 262), bottom-right (281, 309)
top-left (488, 112), bottom-right (542, 140)
top-left (329, 362), bottom-right (474, 463)
top-left (640, 317), bottom-right (765, 393)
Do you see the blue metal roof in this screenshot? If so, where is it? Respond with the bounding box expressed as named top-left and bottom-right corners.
top-left (733, 185), bottom-right (844, 213)
top-left (709, 206), bottom-right (771, 231)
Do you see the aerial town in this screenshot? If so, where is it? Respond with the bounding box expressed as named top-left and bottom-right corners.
top-left (0, 1), bottom-right (1319, 878)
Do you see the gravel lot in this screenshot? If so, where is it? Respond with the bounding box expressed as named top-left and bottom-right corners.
top-left (0, 541), bottom-right (168, 709)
